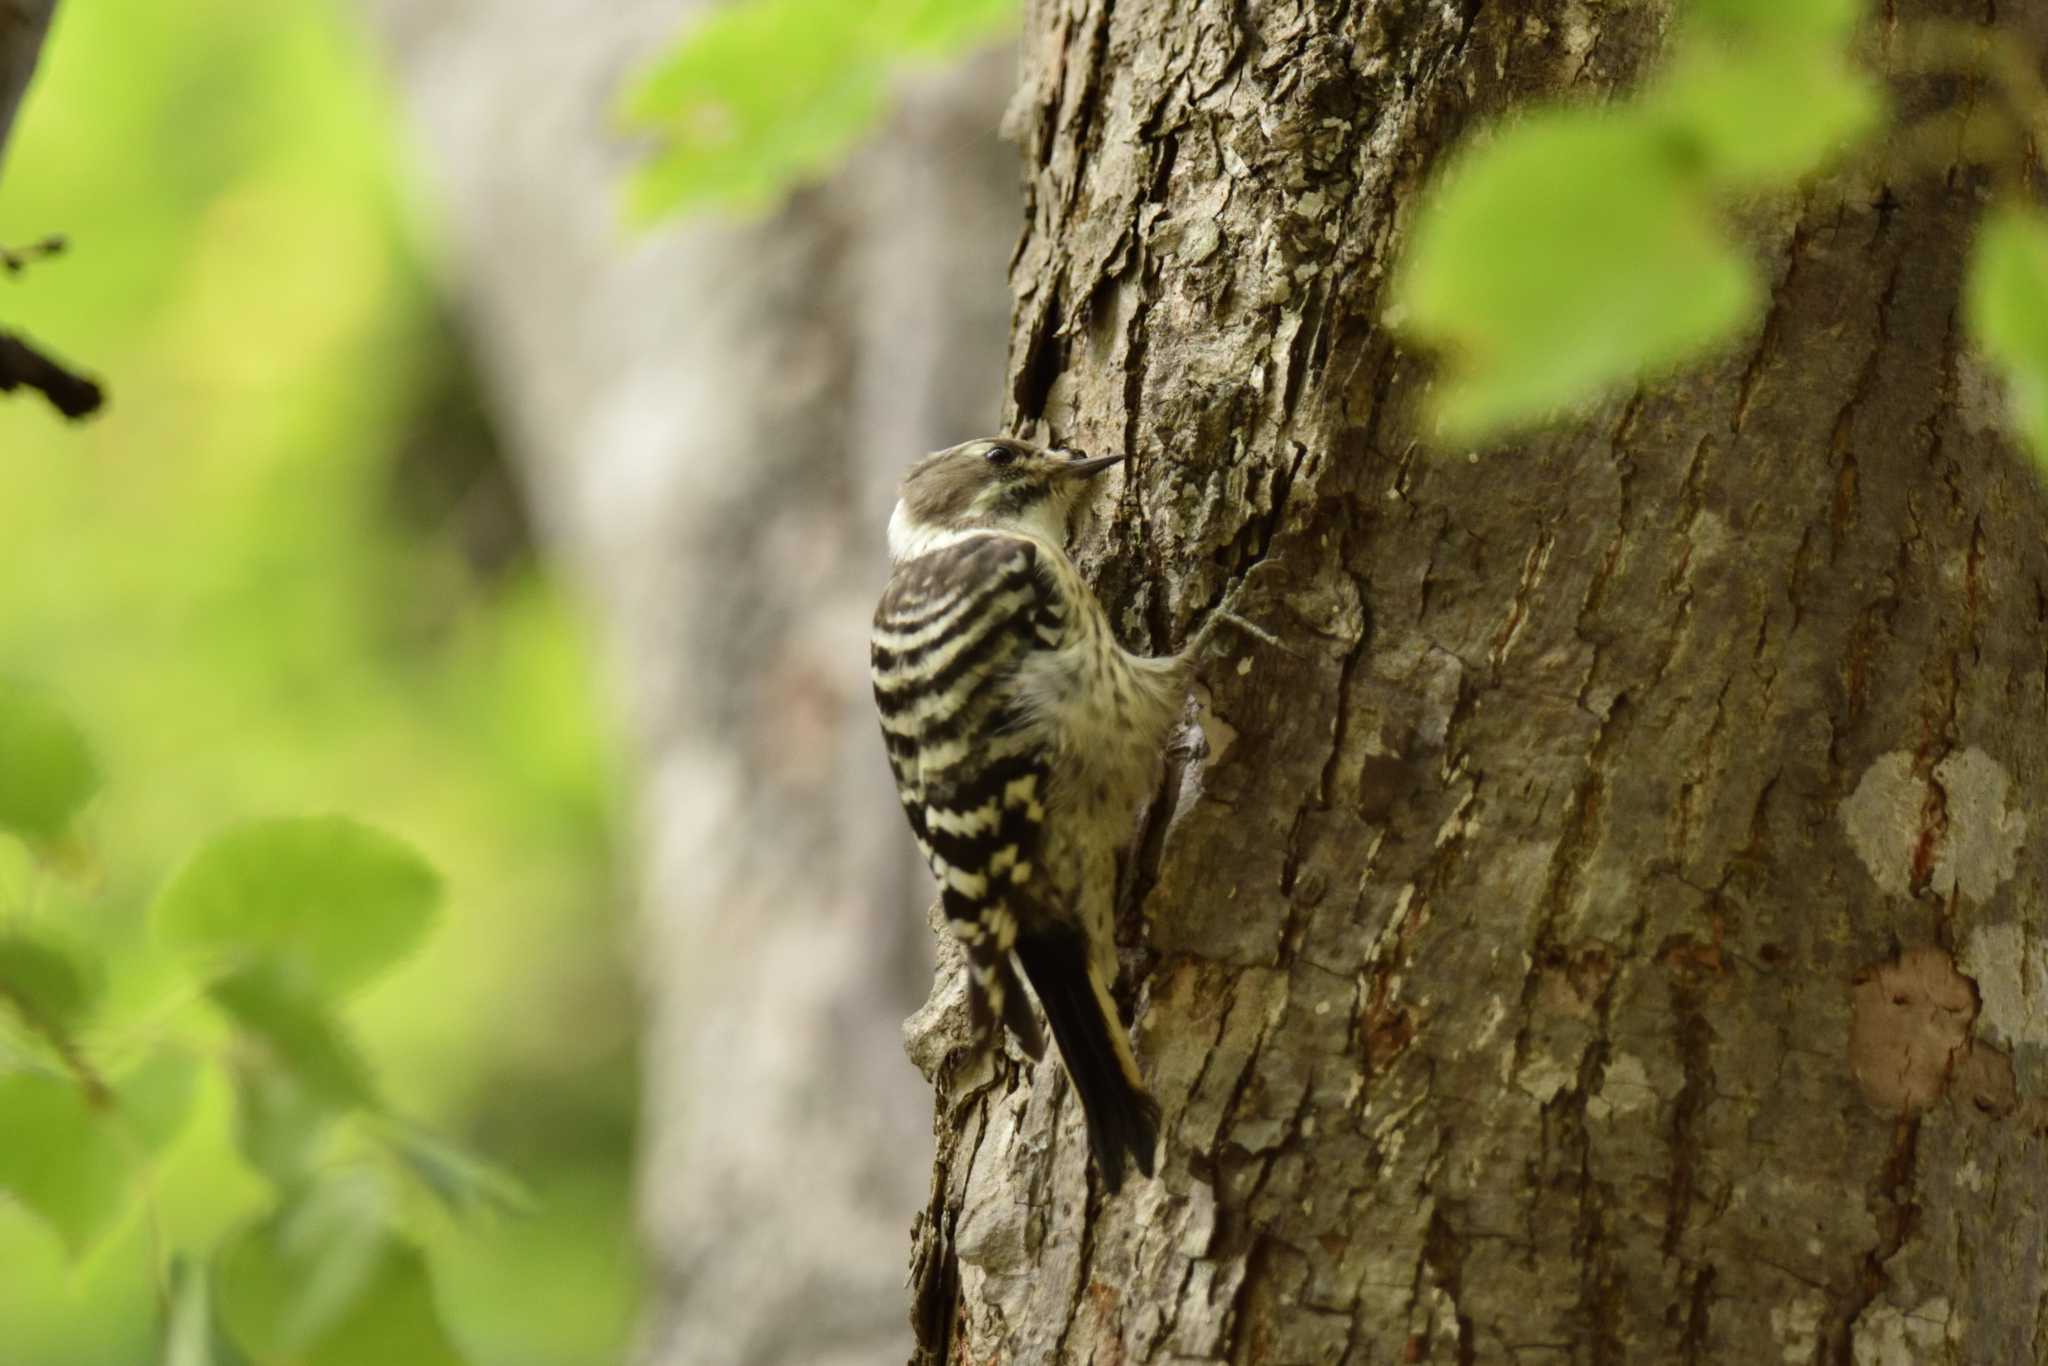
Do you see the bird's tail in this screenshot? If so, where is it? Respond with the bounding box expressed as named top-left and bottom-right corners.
top-left (1013, 927), bottom-right (1160, 1193)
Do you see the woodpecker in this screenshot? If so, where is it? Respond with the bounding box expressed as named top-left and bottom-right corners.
top-left (872, 435), bottom-right (1187, 1191)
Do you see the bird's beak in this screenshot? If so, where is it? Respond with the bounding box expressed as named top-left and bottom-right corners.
top-left (1057, 451), bottom-right (1126, 479)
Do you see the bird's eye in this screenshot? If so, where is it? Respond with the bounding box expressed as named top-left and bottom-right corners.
top-left (983, 443), bottom-right (1017, 467)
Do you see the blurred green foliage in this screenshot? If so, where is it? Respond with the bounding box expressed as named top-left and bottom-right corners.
top-left (0, 680), bottom-right (99, 841)
top-left (1395, 0), bottom-right (1883, 441)
top-left (1393, 0), bottom-right (2048, 469)
top-left (0, 2), bottom-right (638, 1363)
top-left (1968, 209), bottom-right (2048, 461)
top-left (622, 0), bottom-right (1016, 219)
top-left (1395, 108), bottom-right (1762, 438)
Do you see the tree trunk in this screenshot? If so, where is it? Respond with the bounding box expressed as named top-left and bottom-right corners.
top-left (0, 0), bottom-right (55, 167)
top-left (356, 5), bottom-right (1019, 1361)
top-left (909, 3), bottom-right (2048, 1362)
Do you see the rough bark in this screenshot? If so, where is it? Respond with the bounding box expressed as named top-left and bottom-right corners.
top-left (908, 3), bottom-right (2048, 1363)
top-left (355, 5), bottom-right (1018, 1361)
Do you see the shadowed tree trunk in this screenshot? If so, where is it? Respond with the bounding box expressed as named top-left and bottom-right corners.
top-left (907, 3), bottom-right (2048, 1362)
top-left (0, 0), bottom-right (56, 162)
top-left (357, 4), bottom-right (1018, 1361)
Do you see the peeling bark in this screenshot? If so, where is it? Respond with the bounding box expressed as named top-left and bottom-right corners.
top-left (909, 3), bottom-right (2048, 1362)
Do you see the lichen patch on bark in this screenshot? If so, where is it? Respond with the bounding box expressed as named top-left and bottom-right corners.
top-left (1585, 1051), bottom-right (1659, 1121)
top-left (1841, 753), bottom-right (1926, 897)
top-left (1839, 747), bottom-right (2025, 902)
top-left (1958, 921), bottom-right (2048, 1048)
top-left (1772, 1293), bottom-right (1827, 1363)
top-left (1928, 748), bottom-right (2027, 902)
top-left (1851, 1296), bottom-right (1957, 1366)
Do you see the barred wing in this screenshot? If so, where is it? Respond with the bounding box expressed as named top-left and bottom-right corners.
top-left (871, 533), bottom-right (1063, 1054)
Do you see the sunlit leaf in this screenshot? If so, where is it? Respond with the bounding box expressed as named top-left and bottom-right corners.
top-left (0, 931), bottom-right (100, 1035)
top-left (155, 816), bottom-right (441, 997)
top-left (0, 835), bottom-right (31, 906)
top-left (1688, 0), bottom-right (1865, 46)
top-left (622, 0), bottom-right (1017, 219)
top-left (219, 1177), bottom-right (467, 1366)
top-left (0, 1069), bottom-right (130, 1255)
top-left (0, 1042), bottom-right (196, 1258)
top-left (1395, 109), bottom-right (1758, 440)
top-left (623, 0), bottom-right (887, 221)
top-left (1966, 207), bottom-right (2048, 465)
top-left (892, 0), bottom-right (1016, 54)
top-left (162, 1258), bottom-right (255, 1366)
top-left (211, 965), bottom-right (378, 1109)
top-left (0, 681), bottom-right (99, 843)
top-left (1658, 45), bottom-right (1882, 187)
top-left (120, 1047), bottom-right (201, 1155)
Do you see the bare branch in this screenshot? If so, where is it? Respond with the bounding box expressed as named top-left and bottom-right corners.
top-left (1, 5), bottom-right (105, 422)
top-left (0, 328), bottom-right (102, 417)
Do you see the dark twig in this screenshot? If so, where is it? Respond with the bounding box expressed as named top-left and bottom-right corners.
top-left (1, 232), bottom-right (63, 273)
top-left (0, 327), bottom-right (104, 418)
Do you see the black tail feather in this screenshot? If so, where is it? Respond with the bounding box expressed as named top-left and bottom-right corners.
top-left (1013, 928), bottom-right (1160, 1193)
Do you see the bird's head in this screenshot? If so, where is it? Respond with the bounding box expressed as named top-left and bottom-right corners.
top-left (887, 436), bottom-right (1123, 562)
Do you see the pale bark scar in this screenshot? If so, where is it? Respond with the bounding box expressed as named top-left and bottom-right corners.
top-left (1848, 946), bottom-right (1975, 1112)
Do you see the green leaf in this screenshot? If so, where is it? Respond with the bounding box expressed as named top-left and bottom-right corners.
top-left (1966, 206), bottom-right (2048, 465)
top-left (622, 0), bottom-right (1017, 219)
top-left (0, 1048), bottom-right (193, 1256)
top-left (212, 965), bottom-right (378, 1109)
top-left (1395, 109), bottom-right (1759, 440)
top-left (0, 931), bottom-right (101, 1036)
top-left (230, 1059), bottom-right (339, 1190)
top-left (892, 0), bottom-right (1016, 54)
top-left (1688, 0), bottom-right (1865, 46)
top-left (0, 681), bottom-right (100, 843)
top-left (163, 1258), bottom-right (255, 1366)
top-left (218, 1175), bottom-right (387, 1355)
top-left (623, 0), bottom-right (887, 220)
top-left (155, 816), bottom-right (441, 997)
top-left (219, 1177), bottom-right (468, 1366)
top-left (300, 1241), bottom-right (468, 1366)
top-left (119, 1047), bottom-right (202, 1155)
top-left (1657, 45), bottom-right (1882, 187)
top-left (0, 1069), bottom-right (131, 1255)
top-left (386, 1124), bottom-right (533, 1218)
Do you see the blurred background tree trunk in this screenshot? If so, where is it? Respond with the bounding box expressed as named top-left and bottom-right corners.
top-left (0, 1), bottom-right (55, 169)
top-left (909, 1), bottom-right (2048, 1362)
top-left (357, 4), bottom-right (1017, 1362)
